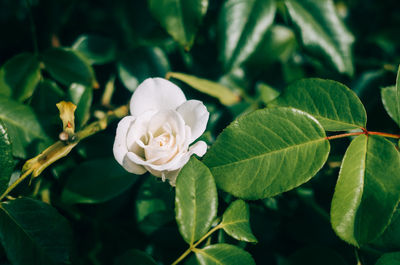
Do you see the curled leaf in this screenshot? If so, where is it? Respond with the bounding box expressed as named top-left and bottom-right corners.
top-left (56, 101), bottom-right (77, 137)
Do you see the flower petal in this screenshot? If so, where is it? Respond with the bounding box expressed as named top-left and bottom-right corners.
top-left (123, 155), bottom-right (147, 175)
top-left (176, 100), bottom-right (209, 143)
top-left (126, 110), bottom-right (156, 154)
top-left (113, 116), bottom-right (135, 165)
top-left (130, 78), bottom-right (186, 117)
top-left (188, 140), bottom-right (208, 157)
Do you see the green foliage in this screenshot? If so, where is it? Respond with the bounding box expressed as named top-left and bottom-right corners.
top-left (67, 83), bottom-right (93, 128)
top-left (331, 135), bottom-right (400, 246)
top-left (273, 78), bottom-right (367, 131)
top-left (203, 107), bottom-right (330, 199)
top-left (194, 244), bottom-right (255, 265)
top-left (72, 35), bottom-right (117, 65)
top-left (0, 120), bottom-right (13, 195)
top-left (221, 200), bottom-right (257, 243)
top-left (0, 53), bottom-right (41, 101)
top-left (218, 0), bottom-right (276, 71)
top-left (381, 86), bottom-right (400, 126)
top-left (114, 249), bottom-right (157, 265)
top-left (148, 0), bottom-right (208, 49)
top-left (284, 0), bottom-right (354, 75)
top-left (0, 198), bottom-right (72, 265)
top-left (41, 48), bottom-right (95, 87)
top-left (375, 252), bottom-right (400, 265)
top-left (175, 157), bottom-right (217, 245)
top-left (0, 96), bottom-right (50, 158)
top-left (61, 158), bottom-right (138, 204)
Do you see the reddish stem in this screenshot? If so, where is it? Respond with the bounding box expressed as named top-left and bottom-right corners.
top-left (326, 130), bottom-right (400, 140)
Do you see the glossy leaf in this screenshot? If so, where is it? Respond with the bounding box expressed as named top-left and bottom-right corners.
top-left (375, 252), bottom-right (400, 265)
top-left (203, 107), bottom-right (330, 200)
top-left (331, 135), bottom-right (400, 246)
top-left (167, 72), bottom-right (240, 106)
top-left (0, 120), bottom-right (13, 195)
top-left (68, 83), bottom-right (93, 128)
top-left (284, 0), bottom-right (354, 75)
top-left (117, 47), bottom-right (170, 91)
top-left (273, 78), bottom-right (367, 131)
top-left (175, 157), bottom-right (218, 245)
top-left (0, 53), bottom-right (41, 101)
top-left (61, 158), bottom-right (138, 204)
top-left (114, 249), bottom-right (157, 265)
top-left (0, 96), bottom-right (50, 158)
top-left (195, 244), bottom-right (255, 265)
top-left (148, 0), bottom-right (208, 49)
top-left (218, 0), bottom-right (276, 71)
top-left (41, 48), bottom-right (95, 87)
top-left (72, 34), bottom-right (117, 65)
top-left (0, 197), bottom-right (72, 265)
top-left (381, 86), bottom-right (400, 126)
top-left (221, 200), bottom-right (257, 243)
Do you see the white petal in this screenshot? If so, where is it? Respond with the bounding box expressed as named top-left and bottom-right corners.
top-left (130, 78), bottom-right (186, 117)
top-left (113, 116), bottom-right (135, 165)
top-left (188, 140), bottom-right (208, 157)
top-left (126, 110), bottom-right (156, 153)
top-left (123, 155), bottom-right (147, 175)
top-left (176, 100), bottom-right (209, 143)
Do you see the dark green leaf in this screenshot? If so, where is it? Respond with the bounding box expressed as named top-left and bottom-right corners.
top-left (167, 72), bottom-right (240, 106)
top-left (136, 176), bottom-right (174, 235)
top-left (0, 96), bottom-right (51, 158)
top-left (31, 80), bottom-right (65, 115)
top-left (68, 83), bottom-right (93, 128)
top-left (285, 247), bottom-right (348, 265)
top-left (218, 0), bottom-right (276, 71)
top-left (0, 53), bottom-right (41, 101)
top-left (148, 0), bottom-right (208, 49)
top-left (0, 120), bottom-right (13, 195)
top-left (72, 34), bottom-right (117, 65)
top-left (0, 197), bottom-right (72, 265)
top-left (175, 157), bottom-right (218, 245)
top-left (284, 0), bottom-right (354, 75)
top-left (117, 47), bottom-right (170, 91)
top-left (61, 158), bottom-right (138, 204)
top-left (375, 252), bottom-right (400, 265)
top-left (203, 107), bottom-right (330, 200)
top-left (272, 78), bottom-right (367, 131)
top-left (114, 249), bottom-right (157, 265)
top-left (372, 209), bottom-right (400, 250)
top-left (195, 243), bottom-right (255, 265)
top-left (331, 135), bottom-right (400, 246)
top-left (381, 86), bottom-right (400, 126)
top-left (221, 200), bottom-right (257, 243)
top-left (41, 48), bottom-right (95, 87)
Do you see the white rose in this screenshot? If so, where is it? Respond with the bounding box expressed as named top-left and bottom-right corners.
top-left (113, 77), bottom-right (209, 186)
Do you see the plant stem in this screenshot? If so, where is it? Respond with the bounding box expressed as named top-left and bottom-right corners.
top-left (326, 130), bottom-right (400, 141)
top-left (0, 105), bottom-right (128, 201)
top-left (171, 224), bottom-right (222, 265)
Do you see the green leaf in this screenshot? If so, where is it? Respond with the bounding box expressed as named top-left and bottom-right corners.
top-left (375, 252), bottom-right (400, 265)
top-left (41, 48), bottom-right (95, 87)
top-left (203, 107), bottom-right (330, 200)
top-left (68, 83), bottom-right (93, 128)
top-left (194, 244), bottom-right (255, 265)
top-left (0, 197), bottom-right (72, 265)
top-left (114, 249), bottom-right (157, 265)
top-left (331, 135), bottom-right (400, 246)
top-left (147, 0), bottom-right (208, 49)
top-left (31, 80), bottom-right (65, 115)
top-left (256, 82), bottom-right (280, 104)
top-left (136, 176), bottom-right (174, 235)
top-left (396, 65), bottom-right (400, 125)
top-left (0, 53), bottom-right (41, 101)
top-left (218, 0), bottom-right (276, 71)
top-left (221, 200), bottom-right (257, 243)
top-left (272, 78), bottom-right (367, 131)
top-left (0, 120), bottom-right (13, 195)
top-left (0, 96), bottom-right (51, 158)
top-left (175, 157), bottom-right (218, 245)
top-left (284, 0), bottom-right (354, 75)
top-left (61, 158), bottom-right (138, 204)
top-left (117, 47), bottom-right (170, 91)
top-left (372, 209), bottom-right (400, 250)
top-left (381, 86), bottom-right (400, 126)
top-left (72, 34), bottom-right (117, 65)
top-left (167, 72), bottom-right (240, 106)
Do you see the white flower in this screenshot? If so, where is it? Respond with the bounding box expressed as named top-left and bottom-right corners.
top-left (113, 78), bottom-right (209, 186)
